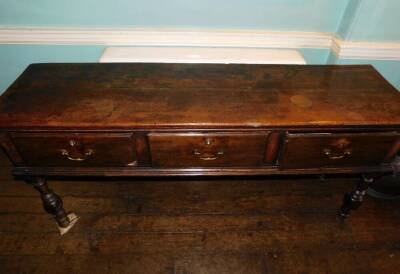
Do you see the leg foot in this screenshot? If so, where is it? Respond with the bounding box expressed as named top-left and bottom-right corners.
top-left (58, 213), bottom-right (79, 235)
top-left (27, 177), bottom-right (72, 228)
top-left (338, 174), bottom-right (374, 219)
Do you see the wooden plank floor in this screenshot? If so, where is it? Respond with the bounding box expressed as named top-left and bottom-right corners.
top-left (1, 150), bottom-right (400, 273)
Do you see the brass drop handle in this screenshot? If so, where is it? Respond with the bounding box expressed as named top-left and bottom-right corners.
top-left (61, 140), bottom-right (94, 161)
top-left (193, 149), bottom-right (224, 161)
top-left (61, 149), bottom-right (93, 161)
top-left (323, 148), bottom-right (352, 160)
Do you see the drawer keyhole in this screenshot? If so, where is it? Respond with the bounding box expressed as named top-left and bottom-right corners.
top-left (204, 138), bottom-right (212, 146)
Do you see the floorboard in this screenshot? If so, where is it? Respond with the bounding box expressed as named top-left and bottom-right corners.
top-left (1, 150), bottom-right (400, 273)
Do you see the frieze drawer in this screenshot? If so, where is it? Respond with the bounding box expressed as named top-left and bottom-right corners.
top-left (280, 132), bottom-right (400, 169)
top-left (149, 132), bottom-right (269, 167)
top-left (11, 133), bottom-right (137, 167)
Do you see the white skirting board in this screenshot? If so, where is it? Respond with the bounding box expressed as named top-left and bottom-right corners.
top-left (100, 47), bottom-right (307, 64)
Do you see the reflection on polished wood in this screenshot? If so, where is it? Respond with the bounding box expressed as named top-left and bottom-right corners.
top-left (0, 63), bottom-right (400, 231)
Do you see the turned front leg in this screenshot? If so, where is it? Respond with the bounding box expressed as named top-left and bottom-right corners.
top-left (26, 177), bottom-right (71, 228)
top-left (338, 174), bottom-right (375, 219)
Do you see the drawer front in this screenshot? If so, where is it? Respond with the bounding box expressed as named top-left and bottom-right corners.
top-left (280, 132), bottom-right (399, 169)
top-left (11, 133), bottom-right (137, 167)
top-left (149, 132), bottom-right (269, 167)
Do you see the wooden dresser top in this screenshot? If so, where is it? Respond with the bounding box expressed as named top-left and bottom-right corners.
top-left (0, 63), bottom-right (400, 130)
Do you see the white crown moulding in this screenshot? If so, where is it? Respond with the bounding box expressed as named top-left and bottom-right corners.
top-left (332, 36), bottom-right (400, 61)
top-left (0, 28), bottom-right (399, 60)
top-left (0, 28), bottom-right (332, 48)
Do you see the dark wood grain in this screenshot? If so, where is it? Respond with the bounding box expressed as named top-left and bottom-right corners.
top-left (11, 132), bottom-right (137, 167)
top-left (1, 63), bottom-right (399, 177)
top-left (1, 64), bottom-right (400, 130)
top-left (1, 64), bottom-right (400, 274)
top-left (281, 132), bottom-right (400, 169)
top-left (135, 132), bottom-right (151, 166)
top-left (1, 152), bottom-right (400, 273)
top-left (12, 165), bottom-right (395, 177)
top-left (264, 131), bottom-right (282, 164)
top-left (0, 133), bottom-right (24, 166)
top-left (149, 132), bottom-right (269, 167)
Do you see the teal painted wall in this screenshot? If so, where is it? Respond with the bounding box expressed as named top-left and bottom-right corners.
top-left (0, 45), bottom-right (104, 93)
top-left (0, 0), bottom-right (348, 32)
top-left (298, 49), bottom-right (330, 65)
top-left (0, 47), bottom-right (398, 94)
top-left (336, 0), bottom-right (362, 39)
top-left (337, 0), bottom-right (400, 41)
top-left (333, 0), bottom-right (400, 91)
top-left (0, 0), bottom-right (399, 93)
top-left (0, 47), bottom-right (330, 94)
top-left (339, 59), bottom-right (400, 91)
top-left (327, 53), bottom-right (400, 91)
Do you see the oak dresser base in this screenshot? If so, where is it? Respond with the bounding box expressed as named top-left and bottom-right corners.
top-left (1, 63), bottom-right (400, 234)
